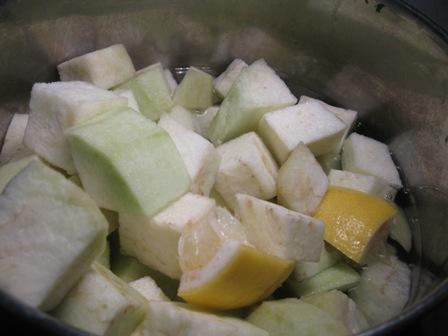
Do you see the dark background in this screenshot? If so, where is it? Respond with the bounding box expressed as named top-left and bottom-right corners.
top-left (2, 0), bottom-right (448, 335)
top-left (407, 0), bottom-right (448, 29)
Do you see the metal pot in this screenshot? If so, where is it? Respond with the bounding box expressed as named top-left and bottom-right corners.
top-left (0, 0), bottom-right (447, 334)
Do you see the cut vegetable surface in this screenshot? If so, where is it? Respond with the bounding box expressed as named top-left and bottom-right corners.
top-left (258, 104), bottom-right (346, 163)
top-left (159, 114), bottom-right (220, 196)
top-left (0, 160), bottom-right (108, 310)
top-left (113, 89), bottom-right (140, 113)
top-left (66, 108), bottom-right (190, 216)
top-left (0, 114), bottom-right (32, 164)
top-left (350, 257), bottom-right (410, 326)
top-left (24, 81), bottom-right (127, 172)
top-left (164, 69), bottom-right (178, 95)
top-left (329, 169), bottom-right (397, 200)
top-left (53, 263), bottom-right (146, 336)
top-left (277, 142), bottom-right (328, 216)
top-left (196, 105), bottom-right (219, 136)
top-left (213, 58), bottom-right (248, 98)
top-left (58, 44), bottom-right (135, 89)
top-left (120, 193), bottom-right (215, 279)
top-left (173, 67), bottom-right (214, 110)
top-left (208, 59), bottom-right (297, 145)
top-left (247, 298), bottom-right (350, 336)
top-left (128, 63), bottom-right (174, 120)
top-left (299, 95), bottom-right (358, 153)
top-left (315, 186), bottom-right (396, 263)
top-left (342, 133), bottom-right (402, 189)
top-left (287, 261), bottom-right (360, 297)
top-left (302, 290), bottom-right (369, 334)
top-left (133, 301), bottom-right (268, 336)
top-left (128, 276), bottom-right (169, 302)
top-left (169, 105), bottom-right (197, 131)
top-left (215, 132), bottom-right (278, 209)
top-left (0, 155), bottom-right (38, 192)
top-left (293, 243), bottom-right (341, 281)
top-left (235, 193), bottom-right (324, 262)
top-left (388, 205), bottom-right (412, 252)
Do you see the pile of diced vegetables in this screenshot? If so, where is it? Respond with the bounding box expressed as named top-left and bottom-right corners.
top-left (0, 44), bottom-right (413, 336)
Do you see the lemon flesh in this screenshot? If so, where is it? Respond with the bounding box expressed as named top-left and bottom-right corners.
top-left (178, 240), bottom-right (294, 310)
top-left (314, 186), bottom-right (396, 263)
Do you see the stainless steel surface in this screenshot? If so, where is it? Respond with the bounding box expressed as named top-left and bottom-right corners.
top-left (0, 0), bottom-right (447, 334)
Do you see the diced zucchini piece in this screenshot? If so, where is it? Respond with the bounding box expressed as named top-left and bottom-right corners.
top-left (293, 244), bottom-right (342, 281)
top-left (235, 193), bottom-right (324, 262)
top-left (97, 241), bottom-right (111, 269)
top-left (277, 142), bottom-right (328, 216)
top-left (164, 69), bottom-right (178, 96)
top-left (67, 175), bottom-right (118, 233)
top-left (299, 96), bottom-right (358, 153)
top-left (329, 169), bottom-right (397, 200)
top-left (208, 59), bottom-right (297, 145)
top-left (350, 257), bottom-right (410, 326)
top-left (0, 160), bottom-right (108, 310)
top-left (246, 298), bottom-right (349, 336)
top-left (196, 105), bottom-right (219, 137)
top-left (120, 193), bottom-right (215, 279)
top-left (169, 105), bottom-right (197, 131)
top-left (66, 108), bottom-right (190, 216)
top-left (389, 206), bottom-right (412, 252)
top-left (159, 114), bottom-right (220, 196)
top-left (287, 262), bottom-right (360, 297)
top-left (258, 104), bottom-right (346, 164)
top-left (129, 276), bottom-right (169, 302)
top-left (213, 59), bottom-right (248, 98)
top-left (317, 153), bottom-right (341, 174)
top-left (342, 133), bottom-right (402, 189)
top-left (0, 155), bottom-right (38, 192)
top-left (0, 114), bottom-right (32, 164)
top-left (113, 89), bottom-right (141, 113)
top-left (135, 301), bottom-right (268, 336)
top-left (58, 44), bottom-right (135, 89)
top-left (53, 263), bottom-right (145, 336)
top-left (302, 290), bottom-right (369, 334)
top-left (215, 132), bottom-right (278, 210)
top-left (129, 63), bottom-right (174, 120)
top-left (173, 67), bottom-right (214, 110)
top-left (24, 81), bottom-right (127, 173)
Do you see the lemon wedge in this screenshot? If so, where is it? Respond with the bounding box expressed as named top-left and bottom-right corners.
top-left (178, 206), bottom-right (294, 310)
top-left (314, 186), bottom-right (396, 263)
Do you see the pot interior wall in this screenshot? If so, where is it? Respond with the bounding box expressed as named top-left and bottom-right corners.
top-left (0, 0), bottom-right (447, 332)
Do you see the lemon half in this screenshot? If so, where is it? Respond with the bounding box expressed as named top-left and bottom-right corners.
top-left (177, 206), bottom-right (294, 309)
top-left (314, 186), bottom-right (396, 263)
top-left (178, 240), bottom-right (294, 310)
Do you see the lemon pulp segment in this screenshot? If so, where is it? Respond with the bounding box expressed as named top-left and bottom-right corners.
top-left (314, 186), bottom-right (396, 263)
top-left (179, 241), bottom-right (294, 310)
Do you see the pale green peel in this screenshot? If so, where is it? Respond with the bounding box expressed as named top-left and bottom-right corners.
top-left (129, 63), bottom-right (174, 120)
top-left (208, 59), bottom-right (297, 145)
top-left (287, 262), bottom-right (360, 298)
top-left (173, 67), bottom-right (214, 110)
top-left (53, 263), bottom-right (146, 336)
top-left (66, 108), bottom-right (191, 217)
top-left (247, 298), bottom-right (350, 336)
